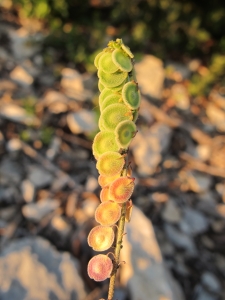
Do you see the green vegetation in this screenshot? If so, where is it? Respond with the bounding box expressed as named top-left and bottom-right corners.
top-left (12, 0), bottom-right (225, 72)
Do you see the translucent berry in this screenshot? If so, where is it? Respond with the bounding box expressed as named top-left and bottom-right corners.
top-left (115, 120), bottom-right (137, 149)
top-left (96, 151), bottom-right (125, 176)
top-left (87, 254), bottom-right (113, 281)
top-left (98, 69), bottom-right (128, 88)
top-left (92, 131), bottom-right (119, 160)
top-left (88, 225), bottom-right (115, 251)
top-left (112, 49), bottom-right (133, 72)
top-left (99, 103), bottom-right (133, 132)
top-left (95, 200), bottom-right (121, 226)
top-left (98, 52), bottom-right (118, 74)
top-left (109, 177), bottom-right (135, 203)
top-left (122, 81), bottom-right (140, 110)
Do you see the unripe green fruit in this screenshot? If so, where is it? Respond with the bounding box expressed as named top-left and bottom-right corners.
top-left (92, 131), bottom-right (119, 160)
top-left (115, 120), bottom-right (137, 149)
top-left (98, 81), bottom-right (105, 92)
top-left (94, 51), bottom-right (104, 69)
top-left (99, 88), bottom-right (114, 106)
top-left (122, 81), bottom-right (140, 109)
top-left (112, 49), bottom-right (133, 72)
top-left (96, 151), bottom-right (125, 176)
top-left (98, 52), bottom-right (118, 74)
top-left (98, 69), bottom-right (128, 88)
top-left (100, 94), bottom-right (122, 112)
top-left (99, 103), bottom-right (133, 132)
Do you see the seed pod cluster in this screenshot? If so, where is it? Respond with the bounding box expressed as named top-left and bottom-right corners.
top-left (87, 39), bottom-right (140, 282)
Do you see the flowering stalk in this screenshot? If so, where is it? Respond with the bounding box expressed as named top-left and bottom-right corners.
top-left (87, 38), bottom-right (140, 299)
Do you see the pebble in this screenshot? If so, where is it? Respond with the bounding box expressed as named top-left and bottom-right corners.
top-left (0, 103), bottom-right (39, 126)
top-left (67, 109), bottom-right (98, 135)
top-left (6, 138), bottom-right (22, 152)
top-left (179, 207), bottom-right (209, 236)
top-left (135, 55), bottom-right (165, 99)
top-left (10, 65), bottom-right (33, 86)
top-left (201, 272), bottom-right (221, 294)
top-left (131, 123), bottom-right (172, 176)
top-left (162, 198), bottom-right (182, 224)
top-left (164, 224), bottom-right (197, 256)
top-left (28, 165), bottom-right (54, 189)
top-left (22, 199), bottom-right (60, 222)
top-left (120, 206), bottom-right (185, 300)
top-left (206, 103), bottom-right (225, 132)
top-left (21, 179), bottom-right (35, 203)
top-left (0, 158), bottom-right (24, 185)
top-left (171, 83), bottom-right (190, 110)
top-left (0, 237), bottom-right (87, 300)
top-left (43, 90), bottom-right (68, 114)
top-left (186, 171), bottom-right (212, 193)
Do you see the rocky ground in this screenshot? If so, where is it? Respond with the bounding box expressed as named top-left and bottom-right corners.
top-left (0, 8), bottom-right (225, 300)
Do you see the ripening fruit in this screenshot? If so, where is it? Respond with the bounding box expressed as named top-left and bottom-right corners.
top-left (92, 131), bottom-right (119, 160)
top-left (95, 200), bottom-right (121, 226)
top-left (109, 177), bottom-right (135, 203)
top-left (115, 120), bottom-right (137, 149)
top-left (100, 186), bottom-right (111, 202)
top-left (98, 69), bottom-right (128, 88)
top-left (122, 81), bottom-right (140, 110)
top-left (87, 254), bottom-right (113, 281)
top-left (100, 94), bottom-right (122, 112)
top-left (112, 49), bottom-right (133, 72)
top-left (98, 52), bottom-right (119, 74)
top-left (94, 51), bottom-right (104, 69)
top-left (96, 151), bottom-right (125, 176)
top-left (99, 103), bottom-right (133, 132)
top-left (88, 225), bottom-right (115, 251)
top-left (98, 173), bottom-right (121, 188)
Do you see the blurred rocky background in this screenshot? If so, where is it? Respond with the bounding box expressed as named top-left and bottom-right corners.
top-left (0, 0), bottom-right (225, 299)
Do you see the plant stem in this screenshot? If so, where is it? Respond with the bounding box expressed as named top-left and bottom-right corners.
top-left (107, 202), bottom-right (126, 300)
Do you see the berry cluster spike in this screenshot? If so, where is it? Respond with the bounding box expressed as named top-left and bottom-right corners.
top-left (88, 39), bottom-right (140, 297)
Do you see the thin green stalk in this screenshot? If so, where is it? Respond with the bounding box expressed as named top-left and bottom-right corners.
top-left (107, 202), bottom-right (126, 300)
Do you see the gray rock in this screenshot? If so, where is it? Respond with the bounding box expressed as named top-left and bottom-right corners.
top-left (187, 171), bottom-right (212, 193)
top-left (179, 207), bottom-right (209, 236)
top-left (162, 199), bottom-right (182, 224)
top-left (165, 224), bottom-right (197, 256)
top-left (67, 110), bottom-right (98, 135)
top-left (0, 158), bottom-right (24, 185)
top-left (22, 199), bottom-right (60, 222)
top-left (28, 165), bottom-right (54, 188)
top-left (201, 272), bottom-right (221, 294)
top-left (195, 285), bottom-right (219, 300)
top-left (131, 123), bottom-right (172, 176)
top-left (8, 26), bottom-right (42, 60)
top-left (120, 206), bottom-right (185, 300)
top-left (0, 237), bottom-right (86, 300)
top-left (135, 55), bottom-right (165, 99)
